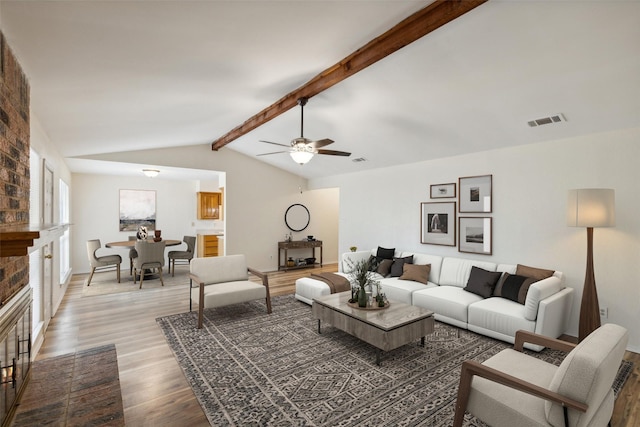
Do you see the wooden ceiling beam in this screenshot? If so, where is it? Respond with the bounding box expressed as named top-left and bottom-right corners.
top-left (211, 0), bottom-right (488, 151)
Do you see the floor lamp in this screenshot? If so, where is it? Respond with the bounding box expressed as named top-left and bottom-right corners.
top-left (567, 188), bottom-right (615, 342)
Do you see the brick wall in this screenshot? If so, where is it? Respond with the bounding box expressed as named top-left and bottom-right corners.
top-left (0, 31), bottom-right (32, 304)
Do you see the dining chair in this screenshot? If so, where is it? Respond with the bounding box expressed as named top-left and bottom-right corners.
top-left (168, 235), bottom-right (196, 276)
top-left (86, 239), bottom-right (122, 286)
top-left (133, 240), bottom-right (167, 289)
top-left (128, 235), bottom-right (138, 275)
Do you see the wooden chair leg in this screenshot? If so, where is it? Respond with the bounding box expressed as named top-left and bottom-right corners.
top-left (133, 268), bottom-right (137, 284)
top-left (159, 267), bottom-right (164, 286)
top-left (87, 267), bottom-right (96, 286)
top-left (171, 259), bottom-right (175, 277)
top-left (117, 263), bottom-right (121, 283)
top-left (453, 362), bottom-right (474, 427)
top-left (197, 284), bottom-right (205, 329)
top-left (129, 258), bottom-right (134, 275)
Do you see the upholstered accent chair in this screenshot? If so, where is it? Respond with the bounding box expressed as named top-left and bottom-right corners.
top-left (133, 240), bottom-right (166, 289)
top-left (167, 235), bottom-right (196, 276)
top-left (453, 323), bottom-right (628, 427)
top-left (188, 254), bottom-right (272, 328)
top-left (86, 239), bottom-right (122, 286)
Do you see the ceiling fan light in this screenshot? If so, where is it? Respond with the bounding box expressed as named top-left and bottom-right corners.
top-left (290, 151), bottom-right (314, 165)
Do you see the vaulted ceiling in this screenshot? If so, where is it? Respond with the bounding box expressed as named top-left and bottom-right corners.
top-left (1, 1), bottom-right (639, 180)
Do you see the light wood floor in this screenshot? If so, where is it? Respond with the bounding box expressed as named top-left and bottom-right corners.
top-left (35, 264), bottom-right (639, 427)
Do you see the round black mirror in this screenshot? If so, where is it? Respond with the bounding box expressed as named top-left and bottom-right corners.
top-left (285, 204), bottom-right (310, 232)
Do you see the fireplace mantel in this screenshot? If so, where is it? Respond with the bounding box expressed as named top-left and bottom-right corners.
top-left (0, 224), bottom-right (69, 257)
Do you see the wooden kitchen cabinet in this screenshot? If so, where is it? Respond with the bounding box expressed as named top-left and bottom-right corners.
top-left (197, 192), bottom-right (222, 220)
top-left (197, 234), bottom-right (219, 257)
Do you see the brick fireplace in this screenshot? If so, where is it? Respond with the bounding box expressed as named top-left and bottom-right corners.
top-left (0, 31), bottom-right (34, 426)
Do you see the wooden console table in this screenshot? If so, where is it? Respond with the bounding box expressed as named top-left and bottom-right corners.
top-left (278, 240), bottom-right (323, 271)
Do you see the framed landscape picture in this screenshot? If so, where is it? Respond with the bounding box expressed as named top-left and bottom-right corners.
top-left (119, 189), bottom-right (156, 232)
top-left (459, 174), bottom-right (492, 212)
top-left (430, 182), bottom-right (456, 199)
top-left (458, 216), bottom-right (492, 255)
top-left (421, 202), bottom-right (456, 246)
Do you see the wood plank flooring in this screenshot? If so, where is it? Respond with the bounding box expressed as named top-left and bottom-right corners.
top-left (33, 264), bottom-right (639, 427)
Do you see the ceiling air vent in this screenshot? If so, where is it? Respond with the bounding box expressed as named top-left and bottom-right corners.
top-left (352, 157), bottom-right (367, 163)
top-left (527, 113), bottom-right (566, 128)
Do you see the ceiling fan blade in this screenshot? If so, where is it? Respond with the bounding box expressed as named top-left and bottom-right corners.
top-left (317, 149), bottom-right (351, 157)
top-left (308, 138), bottom-right (334, 149)
top-left (256, 151), bottom-right (290, 156)
top-left (259, 140), bottom-right (291, 148)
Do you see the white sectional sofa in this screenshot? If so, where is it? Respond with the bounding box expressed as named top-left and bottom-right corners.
top-left (295, 248), bottom-right (574, 350)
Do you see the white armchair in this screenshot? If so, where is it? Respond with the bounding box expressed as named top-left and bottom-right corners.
top-left (453, 323), bottom-right (629, 427)
top-left (188, 254), bottom-right (272, 328)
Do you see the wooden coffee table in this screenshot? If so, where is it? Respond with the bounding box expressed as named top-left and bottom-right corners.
top-left (312, 291), bottom-right (434, 365)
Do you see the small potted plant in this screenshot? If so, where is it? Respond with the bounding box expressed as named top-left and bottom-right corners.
top-left (350, 246), bottom-right (357, 252)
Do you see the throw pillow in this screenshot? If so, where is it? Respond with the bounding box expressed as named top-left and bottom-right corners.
top-left (376, 246), bottom-right (395, 260)
top-left (516, 264), bottom-right (555, 281)
top-left (390, 255), bottom-right (413, 277)
top-left (464, 266), bottom-right (502, 298)
top-left (367, 255), bottom-right (380, 272)
top-left (399, 263), bottom-right (431, 284)
top-left (493, 272), bottom-right (537, 304)
top-left (376, 259), bottom-right (393, 277)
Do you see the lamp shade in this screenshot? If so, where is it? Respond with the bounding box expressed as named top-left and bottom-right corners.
top-left (567, 188), bottom-right (615, 228)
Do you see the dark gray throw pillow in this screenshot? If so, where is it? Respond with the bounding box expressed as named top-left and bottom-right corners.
top-left (390, 255), bottom-right (413, 277)
top-left (463, 266), bottom-right (502, 298)
top-left (376, 246), bottom-right (395, 260)
top-left (493, 272), bottom-right (537, 304)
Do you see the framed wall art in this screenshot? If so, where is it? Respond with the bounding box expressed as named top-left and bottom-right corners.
top-left (119, 189), bottom-right (156, 232)
top-left (421, 202), bottom-right (456, 246)
top-left (430, 182), bottom-right (456, 199)
top-left (458, 216), bottom-right (492, 255)
top-left (459, 174), bottom-right (492, 212)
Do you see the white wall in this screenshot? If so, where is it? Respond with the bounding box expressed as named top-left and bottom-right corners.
top-left (71, 174), bottom-right (201, 273)
top-left (311, 127), bottom-right (640, 352)
top-left (72, 144), bottom-right (339, 272)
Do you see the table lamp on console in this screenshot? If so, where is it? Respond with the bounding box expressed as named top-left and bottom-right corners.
top-left (567, 188), bottom-right (615, 342)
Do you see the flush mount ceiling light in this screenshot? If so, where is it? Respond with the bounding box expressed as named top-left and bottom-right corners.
top-left (142, 169), bottom-right (160, 178)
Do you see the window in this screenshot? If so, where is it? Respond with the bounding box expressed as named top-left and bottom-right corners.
top-left (59, 179), bottom-right (71, 283)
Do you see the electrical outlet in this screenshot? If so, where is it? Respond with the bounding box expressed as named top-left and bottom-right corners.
top-left (600, 307), bottom-right (608, 319)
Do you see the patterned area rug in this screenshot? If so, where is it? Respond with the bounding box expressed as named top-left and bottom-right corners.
top-left (157, 296), bottom-right (632, 427)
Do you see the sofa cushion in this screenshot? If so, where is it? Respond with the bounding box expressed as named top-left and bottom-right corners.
top-left (379, 277), bottom-right (434, 305)
top-left (399, 263), bottom-right (430, 284)
top-left (377, 246), bottom-right (395, 259)
top-left (468, 297), bottom-right (535, 337)
top-left (516, 264), bottom-right (555, 281)
top-left (464, 266), bottom-right (503, 298)
top-left (493, 273), bottom-right (536, 304)
top-left (439, 257), bottom-right (497, 288)
top-left (390, 255), bottom-right (413, 277)
top-left (412, 286), bottom-right (483, 325)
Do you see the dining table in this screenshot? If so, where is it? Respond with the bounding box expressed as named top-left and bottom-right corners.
top-left (105, 239), bottom-right (182, 249)
top-left (105, 239), bottom-right (183, 280)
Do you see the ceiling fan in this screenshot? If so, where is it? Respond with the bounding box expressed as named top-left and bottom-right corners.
top-left (257, 97), bottom-right (351, 165)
